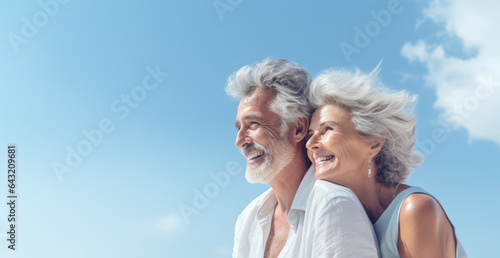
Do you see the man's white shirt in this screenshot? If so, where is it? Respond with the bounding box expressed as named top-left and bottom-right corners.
top-left (233, 166), bottom-right (381, 257)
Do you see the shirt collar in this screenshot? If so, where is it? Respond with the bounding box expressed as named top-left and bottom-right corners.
top-left (256, 188), bottom-right (277, 221)
top-left (290, 165), bottom-right (316, 212)
top-left (255, 165), bottom-right (316, 221)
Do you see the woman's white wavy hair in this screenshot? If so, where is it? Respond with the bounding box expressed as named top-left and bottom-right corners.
top-left (226, 58), bottom-right (312, 132)
top-left (308, 66), bottom-right (423, 184)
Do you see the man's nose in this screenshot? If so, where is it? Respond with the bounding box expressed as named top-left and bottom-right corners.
top-left (235, 129), bottom-right (252, 148)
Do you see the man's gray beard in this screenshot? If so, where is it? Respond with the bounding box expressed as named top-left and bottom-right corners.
top-left (242, 136), bottom-right (295, 184)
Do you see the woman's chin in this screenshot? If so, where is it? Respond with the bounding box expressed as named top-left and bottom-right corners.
top-left (314, 168), bottom-right (334, 181)
top-left (314, 161), bottom-right (337, 179)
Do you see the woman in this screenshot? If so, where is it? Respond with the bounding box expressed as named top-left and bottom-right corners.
top-left (305, 67), bottom-right (467, 258)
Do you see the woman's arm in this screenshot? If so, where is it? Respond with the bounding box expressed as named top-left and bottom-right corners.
top-left (398, 193), bottom-right (456, 258)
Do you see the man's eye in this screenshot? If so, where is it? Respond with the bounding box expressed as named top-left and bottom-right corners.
top-left (248, 122), bottom-right (259, 129)
top-left (325, 126), bottom-right (334, 131)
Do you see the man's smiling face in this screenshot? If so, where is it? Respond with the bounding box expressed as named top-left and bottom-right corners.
top-left (235, 88), bottom-right (295, 183)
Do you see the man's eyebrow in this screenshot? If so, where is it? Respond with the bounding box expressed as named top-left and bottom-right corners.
top-left (243, 115), bottom-right (264, 121)
top-left (235, 115), bottom-right (265, 129)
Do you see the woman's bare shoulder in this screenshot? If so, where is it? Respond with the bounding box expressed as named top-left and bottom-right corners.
top-left (398, 193), bottom-right (455, 257)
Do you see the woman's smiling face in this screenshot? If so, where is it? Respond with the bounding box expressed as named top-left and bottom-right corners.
top-left (306, 103), bottom-right (372, 184)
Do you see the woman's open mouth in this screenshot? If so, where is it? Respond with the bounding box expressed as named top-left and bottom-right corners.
top-left (315, 155), bottom-right (335, 165)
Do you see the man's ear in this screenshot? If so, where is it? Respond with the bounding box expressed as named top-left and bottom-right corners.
top-left (370, 137), bottom-right (385, 156)
top-left (292, 116), bottom-right (309, 143)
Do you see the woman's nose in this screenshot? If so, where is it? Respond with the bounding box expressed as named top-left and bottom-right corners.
top-left (306, 133), bottom-right (320, 150)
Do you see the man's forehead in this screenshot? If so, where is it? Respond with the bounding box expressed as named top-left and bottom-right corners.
top-left (236, 88), bottom-right (279, 121)
top-left (240, 88), bottom-right (276, 104)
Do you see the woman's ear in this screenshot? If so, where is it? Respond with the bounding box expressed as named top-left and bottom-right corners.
top-left (370, 137), bottom-right (385, 156)
top-left (292, 116), bottom-right (309, 143)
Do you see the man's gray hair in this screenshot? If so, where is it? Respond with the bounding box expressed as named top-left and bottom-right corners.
top-left (308, 67), bottom-right (423, 184)
top-left (226, 58), bottom-right (312, 130)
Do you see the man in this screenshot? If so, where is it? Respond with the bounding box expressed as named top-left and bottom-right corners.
top-left (226, 58), bottom-right (380, 257)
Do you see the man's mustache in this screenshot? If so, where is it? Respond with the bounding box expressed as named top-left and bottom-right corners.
top-left (241, 142), bottom-right (266, 156)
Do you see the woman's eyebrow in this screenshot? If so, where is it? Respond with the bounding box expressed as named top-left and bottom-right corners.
top-left (308, 121), bottom-right (342, 133)
top-left (320, 121), bottom-right (342, 128)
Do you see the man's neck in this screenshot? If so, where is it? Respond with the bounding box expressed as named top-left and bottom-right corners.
top-left (268, 157), bottom-right (309, 216)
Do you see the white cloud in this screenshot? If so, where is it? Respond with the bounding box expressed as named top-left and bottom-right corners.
top-left (157, 213), bottom-right (185, 233)
top-left (213, 244), bottom-right (232, 257)
top-left (397, 71), bottom-right (419, 83)
top-left (402, 0), bottom-right (500, 145)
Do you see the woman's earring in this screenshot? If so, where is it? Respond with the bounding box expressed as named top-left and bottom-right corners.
top-left (368, 159), bottom-right (372, 178)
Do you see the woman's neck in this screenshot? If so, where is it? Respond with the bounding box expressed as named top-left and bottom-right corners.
top-left (351, 181), bottom-right (407, 224)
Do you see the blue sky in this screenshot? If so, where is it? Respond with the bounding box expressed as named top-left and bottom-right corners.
top-left (1, 0), bottom-right (499, 257)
